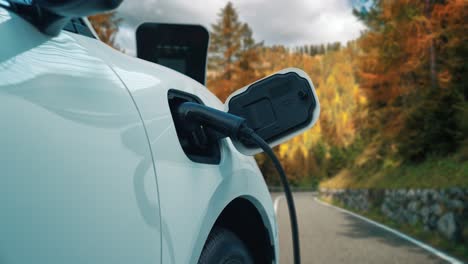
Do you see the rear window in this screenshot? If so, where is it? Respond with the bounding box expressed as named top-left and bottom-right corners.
top-left (64, 18), bottom-right (96, 38)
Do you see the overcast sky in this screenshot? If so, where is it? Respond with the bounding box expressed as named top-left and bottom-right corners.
top-left (115, 0), bottom-right (368, 56)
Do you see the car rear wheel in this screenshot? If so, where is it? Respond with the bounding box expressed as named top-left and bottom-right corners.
top-left (198, 227), bottom-right (254, 264)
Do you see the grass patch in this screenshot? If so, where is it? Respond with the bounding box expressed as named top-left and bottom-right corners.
top-left (320, 155), bottom-right (468, 189)
top-left (320, 197), bottom-right (468, 262)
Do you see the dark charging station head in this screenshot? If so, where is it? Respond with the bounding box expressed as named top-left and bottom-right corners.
top-left (226, 68), bottom-right (320, 155)
top-left (136, 23), bottom-right (209, 85)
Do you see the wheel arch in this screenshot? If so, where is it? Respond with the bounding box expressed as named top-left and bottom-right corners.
top-left (202, 196), bottom-right (275, 263)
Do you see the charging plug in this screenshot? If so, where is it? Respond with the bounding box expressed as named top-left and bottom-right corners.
top-left (176, 101), bottom-right (301, 264)
top-left (177, 102), bottom-right (247, 141)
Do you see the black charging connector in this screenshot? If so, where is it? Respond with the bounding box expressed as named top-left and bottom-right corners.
top-left (177, 102), bottom-right (247, 141)
top-left (177, 102), bottom-right (301, 264)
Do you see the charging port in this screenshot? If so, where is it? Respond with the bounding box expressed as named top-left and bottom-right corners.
top-left (168, 89), bottom-right (221, 164)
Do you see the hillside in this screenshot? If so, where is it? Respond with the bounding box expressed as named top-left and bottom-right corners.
top-left (206, 1), bottom-right (467, 188)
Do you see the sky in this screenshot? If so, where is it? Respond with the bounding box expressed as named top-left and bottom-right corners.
top-left (114, 0), bottom-right (368, 56)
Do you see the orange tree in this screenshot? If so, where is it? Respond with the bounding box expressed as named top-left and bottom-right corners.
top-left (355, 0), bottom-right (467, 161)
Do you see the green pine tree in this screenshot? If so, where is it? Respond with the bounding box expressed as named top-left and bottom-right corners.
top-left (238, 23), bottom-right (257, 71)
top-left (209, 2), bottom-right (243, 80)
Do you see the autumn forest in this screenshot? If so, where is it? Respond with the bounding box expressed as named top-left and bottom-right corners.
top-left (90, 0), bottom-right (468, 189)
top-left (206, 0), bottom-right (468, 188)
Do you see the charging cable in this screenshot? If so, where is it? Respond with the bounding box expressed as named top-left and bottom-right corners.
top-left (178, 102), bottom-right (301, 264)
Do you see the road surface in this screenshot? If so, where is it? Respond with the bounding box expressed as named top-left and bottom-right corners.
top-left (272, 192), bottom-right (449, 264)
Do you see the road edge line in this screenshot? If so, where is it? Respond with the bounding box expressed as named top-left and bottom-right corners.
top-left (314, 197), bottom-right (464, 264)
top-left (274, 195), bottom-right (283, 216)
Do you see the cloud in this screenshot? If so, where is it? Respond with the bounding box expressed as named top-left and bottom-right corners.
top-left (114, 0), bottom-right (365, 56)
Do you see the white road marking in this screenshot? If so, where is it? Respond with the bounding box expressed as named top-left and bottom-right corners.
top-left (273, 195), bottom-right (283, 216)
top-left (314, 197), bottom-right (464, 264)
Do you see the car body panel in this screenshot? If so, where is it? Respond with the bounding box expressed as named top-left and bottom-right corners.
top-left (0, 6), bottom-right (278, 264)
top-left (75, 35), bottom-right (279, 264)
top-left (0, 8), bottom-right (161, 263)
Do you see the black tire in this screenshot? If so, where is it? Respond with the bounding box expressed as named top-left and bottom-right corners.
top-left (198, 227), bottom-right (254, 264)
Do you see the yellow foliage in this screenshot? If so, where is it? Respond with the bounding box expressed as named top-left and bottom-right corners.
top-left (208, 24), bottom-right (366, 182)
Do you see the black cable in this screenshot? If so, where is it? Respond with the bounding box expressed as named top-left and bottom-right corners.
top-left (177, 102), bottom-right (301, 264)
top-left (240, 126), bottom-right (301, 264)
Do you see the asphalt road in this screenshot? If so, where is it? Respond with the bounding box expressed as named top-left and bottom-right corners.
top-left (272, 192), bottom-right (449, 264)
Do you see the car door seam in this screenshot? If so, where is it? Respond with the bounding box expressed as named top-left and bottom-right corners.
top-left (106, 64), bottom-right (164, 264)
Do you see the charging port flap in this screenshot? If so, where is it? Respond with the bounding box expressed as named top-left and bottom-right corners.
top-left (225, 68), bottom-right (320, 155)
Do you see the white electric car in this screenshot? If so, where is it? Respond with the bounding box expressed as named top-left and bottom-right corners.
top-left (0, 1), bottom-right (319, 263)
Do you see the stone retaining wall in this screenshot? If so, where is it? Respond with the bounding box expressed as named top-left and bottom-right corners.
top-left (319, 188), bottom-right (468, 243)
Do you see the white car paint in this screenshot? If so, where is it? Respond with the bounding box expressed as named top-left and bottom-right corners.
top-left (0, 6), bottom-right (278, 264)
